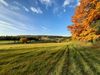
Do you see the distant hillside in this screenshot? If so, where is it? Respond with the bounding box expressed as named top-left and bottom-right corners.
top-left (0, 35), bottom-right (71, 43)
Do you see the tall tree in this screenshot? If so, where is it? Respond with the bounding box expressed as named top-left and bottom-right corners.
top-left (68, 0), bottom-right (100, 41)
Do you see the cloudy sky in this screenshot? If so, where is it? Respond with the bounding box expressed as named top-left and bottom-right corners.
top-left (0, 0), bottom-right (80, 36)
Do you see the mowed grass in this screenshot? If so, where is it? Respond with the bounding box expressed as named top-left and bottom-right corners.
top-left (0, 42), bottom-right (100, 75)
top-left (0, 41), bottom-right (14, 44)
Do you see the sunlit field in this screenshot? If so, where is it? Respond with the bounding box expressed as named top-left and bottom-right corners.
top-left (0, 42), bottom-right (100, 75)
top-left (0, 0), bottom-right (100, 75)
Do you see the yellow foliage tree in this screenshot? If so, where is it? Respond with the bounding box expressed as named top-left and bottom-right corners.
top-left (68, 0), bottom-right (100, 42)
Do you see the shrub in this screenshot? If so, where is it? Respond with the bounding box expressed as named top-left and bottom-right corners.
top-left (20, 37), bottom-right (29, 43)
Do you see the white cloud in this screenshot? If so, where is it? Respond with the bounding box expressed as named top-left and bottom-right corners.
top-left (68, 5), bottom-right (76, 8)
top-left (63, 0), bottom-right (74, 7)
top-left (0, 6), bottom-right (35, 33)
top-left (77, 0), bottom-right (80, 6)
top-left (77, 2), bottom-right (80, 6)
top-left (13, 1), bottom-right (21, 6)
top-left (53, 7), bottom-right (59, 14)
top-left (40, 0), bottom-right (52, 6)
top-left (0, 0), bottom-right (8, 6)
top-left (23, 6), bottom-right (29, 12)
top-left (64, 9), bottom-right (66, 12)
top-left (0, 20), bottom-right (34, 35)
top-left (0, 6), bottom-right (30, 22)
top-left (30, 7), bottom-right (43, 14)
top-left (10, 5), bottom-right (20, 10)
top-left (0, 20), bottom-right (21, 31)
top-left (13, 1), bottom-right (29, 12)
top-left (63, 0), bottom-right (70, 6)
top-left (41, 25), bottom-right (48, 30)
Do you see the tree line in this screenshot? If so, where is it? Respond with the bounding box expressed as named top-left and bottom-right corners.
top-left (0, 35), bottom-right (70, 44)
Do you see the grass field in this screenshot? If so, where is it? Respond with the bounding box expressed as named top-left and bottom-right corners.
top-left (0, 41), bottom-right (14, 44)
top-left (0, 42), bottom-right (100, 75)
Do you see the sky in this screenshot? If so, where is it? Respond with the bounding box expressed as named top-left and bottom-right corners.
top-left (0, 0), bottom-right (80, 36)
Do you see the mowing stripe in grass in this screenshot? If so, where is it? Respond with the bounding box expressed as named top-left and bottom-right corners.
top-left (78, 47), bottom-right (100, 58)
top-left (60, 45), bottom-right (70, 75)
top-left (0, 46), bottom-right (59, 64)
top-left (68, 45), bottom-right (83, 75)
top-left (33, 46), bottom-right (66, 75)
top-left (18, 46), bottom-right (62, 75)
top-left (73, 46), bottom-right (98, 75)
top-left (81, 48), bottom-right (100, 64)
top-left (34, 48), bottom-right (65, 75)
top-left (52, 53), bottom-right (66, 75)
top-left (79, 49), bottom-right (100, 75)
top-left (71, 45), bottom-right (94, 75)
top-left (0, 47), bottom-right (58, 66)
top-left (0, 46), bottom-right (61, 74)
top-left (47, 46), bottom-right (67, 75)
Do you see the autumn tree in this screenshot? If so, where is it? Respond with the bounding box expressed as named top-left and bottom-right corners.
top-left (68, 0), bottom-right (100, 42)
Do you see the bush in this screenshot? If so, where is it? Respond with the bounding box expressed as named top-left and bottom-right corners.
top-left (20, 38), bottom-right (29, 43)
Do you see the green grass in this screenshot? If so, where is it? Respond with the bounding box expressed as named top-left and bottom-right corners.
top-left (0, 42), bottom-right (100, 75)
top-left (0, 40), bottom-right (14, 44)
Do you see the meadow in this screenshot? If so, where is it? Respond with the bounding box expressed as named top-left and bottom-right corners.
top-left (0, 42), bottom-right (100, 75)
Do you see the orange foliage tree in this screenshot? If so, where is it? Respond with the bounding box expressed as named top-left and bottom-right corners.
top-left (68, 0), bottom-right (100, 42)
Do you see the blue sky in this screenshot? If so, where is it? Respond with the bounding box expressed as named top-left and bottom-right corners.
top-left (0, 0), bottom-right (80, 36)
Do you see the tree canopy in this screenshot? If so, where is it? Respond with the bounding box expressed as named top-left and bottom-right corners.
top-left (68, 0), bottom-right (100, 42)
